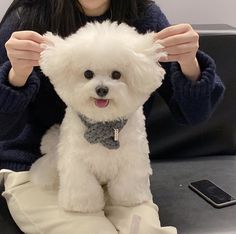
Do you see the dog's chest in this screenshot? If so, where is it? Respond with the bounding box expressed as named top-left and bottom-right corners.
top-left (81, 149), bottom-right (121, 184)
top-left (76, 125), bottom-right (136, 184)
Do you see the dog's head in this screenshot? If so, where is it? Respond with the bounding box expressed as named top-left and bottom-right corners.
top-left (40, 21), bottom-right (165, 121)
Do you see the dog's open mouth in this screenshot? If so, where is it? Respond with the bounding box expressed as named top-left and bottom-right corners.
top-left (94, 99), bottom-right (109, 108)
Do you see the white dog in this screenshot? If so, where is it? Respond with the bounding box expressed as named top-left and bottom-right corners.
top-left (30, 21), bottom-right (166, 213)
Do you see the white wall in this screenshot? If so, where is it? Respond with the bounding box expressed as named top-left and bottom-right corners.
top-left (156, 0), bottom-right (236, 27)
top-left (1, 1), bottom-right (236, 27)
top-left (0, 0), bottom-right (12, 20)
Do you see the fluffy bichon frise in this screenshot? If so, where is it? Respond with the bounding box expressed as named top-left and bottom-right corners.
top-left (30, 21), bottom-right (166, 213)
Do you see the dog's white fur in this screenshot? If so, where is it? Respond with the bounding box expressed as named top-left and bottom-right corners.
top-left (30, 21), bottom-right (166, 213)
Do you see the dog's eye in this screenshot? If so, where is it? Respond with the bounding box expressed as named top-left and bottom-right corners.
top-left (84, 70), bottom-right (94, 79)
top-left (111, 71), bottom-right (121, 80)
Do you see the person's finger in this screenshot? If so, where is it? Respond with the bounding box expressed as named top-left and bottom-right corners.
top-left (12, 31), bottom-right (45, 44)
top-left (156, 32), bottom-right (199, 48)
top-left (6, 38), bottom-right (43, 53)
top-left (163, 42), bottom-right (198, 55)
top-left (155, 24), bottom-right (192, 40)
top-left (159, 52), bottom-right (192, 63)
top-left (14, 58), bottom-right (40, 67)
top-left (9, 49), bottom-right (41, 61)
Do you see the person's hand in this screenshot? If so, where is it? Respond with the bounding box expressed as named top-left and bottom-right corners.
top-left (155, 24), bottom-right (201, 80)
top-left (5, 31), bottom-right (45, 87)
top-left (155, 24), bottom-right (199, 64)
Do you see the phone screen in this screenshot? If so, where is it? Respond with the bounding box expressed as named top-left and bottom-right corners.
top-left (190, 180), bottom-right (236, 206)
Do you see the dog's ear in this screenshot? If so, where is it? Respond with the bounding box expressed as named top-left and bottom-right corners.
top-left (43, 32), bottom-right (64, 45)
top-left (39, 32), bottom-right (69, 79)
top-left (139, 32), bottom-right (167, 63)
top-left (126, 32), bottom-right (166, 94)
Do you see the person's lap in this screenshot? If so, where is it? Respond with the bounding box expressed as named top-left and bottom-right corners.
top-left (0, 170), bottom-right (176, 234)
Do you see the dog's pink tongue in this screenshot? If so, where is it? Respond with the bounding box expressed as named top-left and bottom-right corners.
top-left (95, 99), bottom-right (109, 108)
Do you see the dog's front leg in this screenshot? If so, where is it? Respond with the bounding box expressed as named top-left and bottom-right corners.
top-left (107, 159), bottom-right (152, 206)
top-left (58, 159), bottom-right (105, 213)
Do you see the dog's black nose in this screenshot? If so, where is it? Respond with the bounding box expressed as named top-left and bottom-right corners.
top-left (96, 86), bottom-right (109, 97)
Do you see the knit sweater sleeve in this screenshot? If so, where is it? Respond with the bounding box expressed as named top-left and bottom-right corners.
top-left (143, 3), bottom-right (225, 125)
top-left (0, 11), bottom-right (40, 140)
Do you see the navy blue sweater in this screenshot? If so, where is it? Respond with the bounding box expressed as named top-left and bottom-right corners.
top-left (0, 3), bottom-right (225, 171)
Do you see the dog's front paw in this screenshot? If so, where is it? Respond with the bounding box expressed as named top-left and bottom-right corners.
top-left (108, 182), bottom-right (152, 206)
top-left (58, 186), bottom-right (105, 213)
top-left (109, 194), bottom-right (152, 207)
top-left (30, 156), bottom-right (58, 190)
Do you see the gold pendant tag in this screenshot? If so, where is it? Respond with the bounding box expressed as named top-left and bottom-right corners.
top-left (114, 129), bottom-right (119, 141)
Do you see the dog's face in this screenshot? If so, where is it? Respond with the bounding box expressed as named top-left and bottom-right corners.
top-left (40, 21), bottom-right (165, 121)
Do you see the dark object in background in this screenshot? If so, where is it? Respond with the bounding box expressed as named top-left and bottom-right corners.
top-left (148, 24), bottom-right (236, 159)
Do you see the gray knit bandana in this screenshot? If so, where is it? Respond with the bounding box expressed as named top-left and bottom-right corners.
top-left (78, 113), bottom-right (128, 150)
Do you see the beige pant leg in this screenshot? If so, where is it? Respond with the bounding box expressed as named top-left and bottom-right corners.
top-left (105, 201), bottom-right (177, 234)
top-left (1, 171), bottom-right (118, 234)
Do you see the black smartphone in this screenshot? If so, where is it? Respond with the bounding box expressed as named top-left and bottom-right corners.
top-left (189, 179), bottom-right (236, 208)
